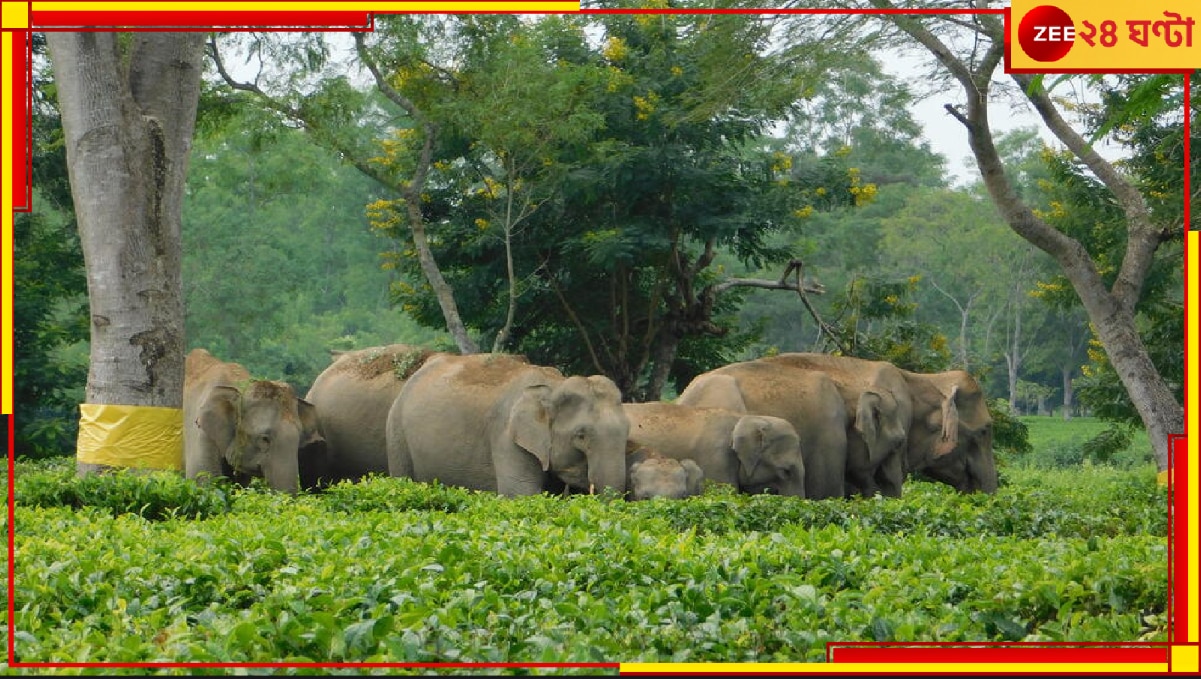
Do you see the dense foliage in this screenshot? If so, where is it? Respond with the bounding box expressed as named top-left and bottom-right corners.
top-left (6, 460), bottom-right (1168, 670)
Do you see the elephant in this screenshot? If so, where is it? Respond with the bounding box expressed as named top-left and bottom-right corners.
top-left (304, 344), bottom-right (445, 485)
top-left (676, 361), bottom-right (848, 499)
top-left (386, 353), bottom-right (630, 497)
top-left (183, 348), bottom-right (324, 494)
top-left (624, 402), bottom-right (805, 497)
top-left (626, 443), bottom-right (705, 500)
top-left (757, 353), bottom-right (912, 498)
top-left (900, 369), bottom-right (997, 493)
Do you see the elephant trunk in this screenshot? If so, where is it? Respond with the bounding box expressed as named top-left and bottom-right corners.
top-left (586, 447), bottom-right (627, 495)
top-left (968, 445), bottom-right (998, 494)
top-left (778, 467), bottom-right (807, 498)
top-left (262, 447), bottom-right (300, 495)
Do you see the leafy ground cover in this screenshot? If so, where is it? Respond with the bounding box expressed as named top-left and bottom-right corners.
top-left (3, 459), bottom-right (1168, 675)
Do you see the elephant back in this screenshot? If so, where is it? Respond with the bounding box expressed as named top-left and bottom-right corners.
top-left (304, 344), bottom-right (447, 484)
top-left (313, 344), bottom-right (441, 389)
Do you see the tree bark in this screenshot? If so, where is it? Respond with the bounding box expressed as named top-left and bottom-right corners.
top-left (874, 5), bottom-right (1183, 471)
top-left (47, 32), bottom-right (205, 473)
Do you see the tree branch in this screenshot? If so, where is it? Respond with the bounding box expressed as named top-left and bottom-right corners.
top-left (1011, 72), bottom-right (1159, 315)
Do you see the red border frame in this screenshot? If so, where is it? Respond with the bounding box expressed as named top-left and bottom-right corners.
top-left (8, 31), bottom-right (30, 212)
top-left (3, 3), bottom-right (1190, 674)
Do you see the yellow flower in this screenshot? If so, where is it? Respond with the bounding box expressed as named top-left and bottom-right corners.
top-left (814, 187), bottom-right (827, 197)
top-left (793, 205), bottom-right (815, 219)
top-left (603, 36), bottom-right (629, 62)
top-left (854, 183), bottom-right (878, 206)
top-left (769, 151), bottom-right (792, 173)
top-left (671, 65), bottom-right (683, 77)
top-left (633, 92), bottom-right (660, 121)
top-left (475, 218), bottom-right (489, 230)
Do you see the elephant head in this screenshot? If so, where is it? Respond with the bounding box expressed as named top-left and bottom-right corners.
top-left (196, 380), bottom-right (324, 494)
top-left (904, 371), bottom-right (997, 494)
top-left (509, 375), bottom-right (629, 495)
top-left (731, 415), bottom-right (806, 497)
top-left (854, 388), bottom-right (909, 466)
top-left (626, 445), bottom-right (704, 500)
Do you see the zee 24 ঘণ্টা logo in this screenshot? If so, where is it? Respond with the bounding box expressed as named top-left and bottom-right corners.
top-left (1016, 3), bottom-right (1194, 64)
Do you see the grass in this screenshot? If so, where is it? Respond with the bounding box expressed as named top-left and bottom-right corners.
top-left (1016, 416), bottom-right (1154, 469)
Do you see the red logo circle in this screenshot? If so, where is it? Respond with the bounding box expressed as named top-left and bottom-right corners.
top-left (1018, 5), bottom-right (1075, 62)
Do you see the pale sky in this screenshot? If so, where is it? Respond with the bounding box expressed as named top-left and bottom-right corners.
top-left (879, 48), bottom-right (1128, 188)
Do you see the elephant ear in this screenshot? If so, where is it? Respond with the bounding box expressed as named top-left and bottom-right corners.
top-left (296, 398), bottom-right (325, 448)
top-left (198, 385), bottom-right (241, 455)
top-left (681, 459), bottom-right (705, 496)
top-left (732, 416), bottom-right (768, 483)
top-left (854, 390), bottom-right (884, 463)
top-left (510, 384), bottom-right (554, 471)
top-left (934, 385), bottom-right (960, 457)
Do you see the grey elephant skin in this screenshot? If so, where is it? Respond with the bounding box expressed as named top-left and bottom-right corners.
top-left (758, 353), bottom-right (912, 498)
top-left (386, 353), bottom-right (630, 496)
top-left (183, 348), bottom-right (324, 494)
top-left (304, 344), bottom-right (445, 485)
top-left (624, 402), bottom-right (805, 497)
top-left (626, 444), bottom-right (704, 500)
top-left (900, 369), bottom-right (997, 493)
top-left (676, 362), bottom-right (847, 499)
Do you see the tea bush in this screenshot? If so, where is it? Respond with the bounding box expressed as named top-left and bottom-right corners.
top-left (5, 463), bottom-right (1169, 673)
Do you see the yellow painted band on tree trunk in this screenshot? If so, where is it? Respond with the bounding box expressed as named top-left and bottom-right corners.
top-left (76, 404), bottom-right (184, 471)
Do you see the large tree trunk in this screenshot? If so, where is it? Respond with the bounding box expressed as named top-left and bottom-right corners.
top-left (876, 5), bottom-right (1183, 472)
top-left (47, 32), bottom-right (205, 474)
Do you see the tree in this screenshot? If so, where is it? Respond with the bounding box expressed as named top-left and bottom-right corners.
top-left (209, 25), bottom-right (483, 354)
top-left (861, 4), bottom-right (1184, 471)
top-left (182, 107), bottom-right (447, 392)
top-left (46, 32), bottom-right (207, 473)
top-left (375, 12), bottom-right (868, 399)
top-left (14, 34), bottom-right (88, 457)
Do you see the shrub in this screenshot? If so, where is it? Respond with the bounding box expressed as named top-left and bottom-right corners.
top-left (14, 466), bottom-right (233, 521)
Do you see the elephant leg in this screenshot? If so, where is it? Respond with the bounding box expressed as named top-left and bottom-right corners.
top-left (387, 435), bottom-right (415, 479)
top-left (298, 440), bottom-right (331, 491)
top-left (385, 403), bottom-right (415, 479)
top-left (185, 434), bottom-right (225, 484)
top-left (846, 467), bottom-right (878, 498)
top-left (492, 439), bottom-right (549, 496)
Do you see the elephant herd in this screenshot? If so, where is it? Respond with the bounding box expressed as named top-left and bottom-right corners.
top-left (182, 344), bottom-right (997, 501)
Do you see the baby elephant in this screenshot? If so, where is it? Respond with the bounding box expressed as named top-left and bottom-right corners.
top-left (626, 444), bottom-right (704, 500)
top-left (624, 402), bottom-right (805, 497)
